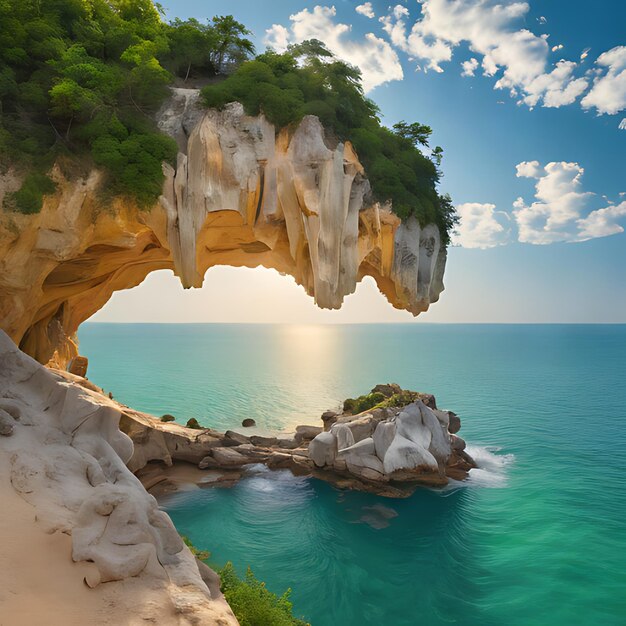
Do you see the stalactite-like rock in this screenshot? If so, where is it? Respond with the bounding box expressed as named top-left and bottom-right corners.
top-left (0, 88), bottom-right (447, 365)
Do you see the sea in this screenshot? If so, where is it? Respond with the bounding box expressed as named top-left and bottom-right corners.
top-left (78, 323), bottom-right (626, 626)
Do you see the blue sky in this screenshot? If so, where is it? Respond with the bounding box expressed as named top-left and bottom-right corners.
top-left (94, 0), bottom-right (626, 323)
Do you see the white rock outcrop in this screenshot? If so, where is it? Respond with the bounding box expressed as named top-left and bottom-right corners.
top-left (0, 89), bottom-right (448, 366)
top-left (0, 330), bottom-right (238, 625)
top-left (309, 400), bottom-right (458, 484)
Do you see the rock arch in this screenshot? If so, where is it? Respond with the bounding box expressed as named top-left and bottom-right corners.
top-left (0, 91), bottom-right (446, 366)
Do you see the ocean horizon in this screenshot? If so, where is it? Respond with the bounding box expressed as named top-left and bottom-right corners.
top-left (78, 322), bottom-right (626, 626)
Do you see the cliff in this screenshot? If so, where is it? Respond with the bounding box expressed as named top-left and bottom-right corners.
top-left (0, 88), bottom-right (447, 366)
top-left (0, 330), bottom-right (238, 625)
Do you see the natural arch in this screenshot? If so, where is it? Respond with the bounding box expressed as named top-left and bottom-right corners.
top-left (0, 94), bottom-right (447, 366)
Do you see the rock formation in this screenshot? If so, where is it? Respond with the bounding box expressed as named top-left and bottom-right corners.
top-left (308, 390), bottom-right (475, 493)
top-left (117, 382), bottom-right (475, 499)
top-left (0, 88), bottom-right (447, 367)
top-left (0, 330), bottom-right (238, 625)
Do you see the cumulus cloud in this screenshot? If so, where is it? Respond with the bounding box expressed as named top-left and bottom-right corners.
top-left (265, 24), bottom-right (290, 50)
top-left (513, 161), bottom-right (626, 244)
top-left (379, 0), bottom-right (593, 109)
top-left (453, 203), bottom-right (510, 248)
top-left (461, 57), bottom-right (479, 77)
top-left (264, 6), bottom-right (403, 92)
top-left (356, 2), bottom-right (375, 19)
top-left (581, 46), bottom-right (626, 115)
top-left (577, 202), bottom-right (626, 240)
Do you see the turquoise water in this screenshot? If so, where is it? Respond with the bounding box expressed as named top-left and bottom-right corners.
top-left (79, 323), bottom-right (626, 625)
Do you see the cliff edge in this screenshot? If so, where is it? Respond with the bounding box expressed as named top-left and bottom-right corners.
top-left (0, 89), bottom-right (447, 366)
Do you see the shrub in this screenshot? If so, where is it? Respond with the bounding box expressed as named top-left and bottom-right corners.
top-left (0, 2), bottom-right (254, 212)
top-left (219, 562), bottom-right (310, 626)
top-left (5, 172), bottom-right (56, 214)
top-left (342, 391), bottom-right (397, 415)
top-left (182, 535), bottom-right (210, 561)
top-left (186, 417), bottom-right (202, 429)
top-left (160, 414), bottom-right (176, 422)
top-left (201, 41), bottom-right (457, 242)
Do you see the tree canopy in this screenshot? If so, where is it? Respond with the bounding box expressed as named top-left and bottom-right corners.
top-left (202, 40), bottom-right (457, 241)
top-left (0, 1), bottom-right (456, 243)
top-left (0, 0), bottom-right (254, 211)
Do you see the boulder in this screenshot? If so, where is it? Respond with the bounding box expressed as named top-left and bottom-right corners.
top-left (309, 431), bottom-right (337, 467)
top-left (277, 437), bottom-right (299, 449)
top-left (68, 355), bottom-right (88, 378)
top-left (337, 437), bottom-right (376, 457)
top-left (448, 411), bottom-right (461, 434)
top-left (295, 425), bottom-right (323, 443)
top-left (223, 430), bottom-right (250, 445)
top-left (347, 463), bottom-right (387, 482)
top-left (419, 403), bottom-right (451, 464)
top-left (209, 447), bottom-right (251, 466)
top-left (432, 409), bottom-right (449, 428)
top-left (249, 435), bottom-right (278, 447)
top-left (420, 393), bottom-right (437, 410)
top-left (321, 410), bottom-right (338, 429)
top-left (373, 420), bottom-right (396, 460)
top-left (371, 383), bottom-right (401, 398)
top-left (330, 423), bottom-right (355, 450)
top-left (241, 418), bottom-right (256, 428)
top-left (383, 434), bottom-right (439, 474)
top-left (450, 434), bottom-right (466, 451)
top-left (396, 403), bottom-right (432, 450)
top-left (345, 414), bottom-right (375, 442)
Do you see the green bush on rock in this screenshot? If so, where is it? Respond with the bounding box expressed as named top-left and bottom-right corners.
top-left (0, 1), bottom-right (254, 213)
top-left (201, 40), bottom-right (457, 242)
top-left (219, 562), bottom-right (310, 626)
top-left (182, 536), bottom-right (309, 626)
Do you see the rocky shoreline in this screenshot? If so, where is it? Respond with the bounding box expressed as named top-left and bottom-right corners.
top-left (0, 330), bottom-right (476, 625)
top-left (110, 380), bottom-right (476, 499)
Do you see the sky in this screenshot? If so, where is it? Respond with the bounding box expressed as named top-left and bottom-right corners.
top-left (91, 0), bottom-right (626, 324)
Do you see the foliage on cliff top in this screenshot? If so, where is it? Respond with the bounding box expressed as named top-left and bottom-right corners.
top-left (202, 41), bottom-right (457, 242)
top-left (0, 0), bottom-right (254, 213)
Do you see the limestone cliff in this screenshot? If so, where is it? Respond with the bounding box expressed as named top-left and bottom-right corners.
top-left (0, 88), bottom-right (446, 366)
top-left (0, 330), bottom-right (238, 625)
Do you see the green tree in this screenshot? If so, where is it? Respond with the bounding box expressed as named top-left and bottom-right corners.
top-left (392, 121), bottom-right (433, 147)
top-left (209, 15), bottom-right (255, 73)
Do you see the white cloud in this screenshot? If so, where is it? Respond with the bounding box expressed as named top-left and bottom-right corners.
top-left (551, 44), bottom-right (564, 52)
top-left (619, 118), bottom-right (626, 130)
top-left (379, 0), bottom-right (592, 109)
top-left (580, 47), bottom-right (591, 61)
top-left (537, 16), bottom-right (547, 24)
top-left (522, 60), bottom-right (589, 108)
top-left (513, 161), bottom-right (626, 244)
top-left (461, 57), bottom-right (479, 77)
top-left (264, 6), bottom-right (403, 92)
top-left (577, 202), bottom-right (626, 241)
top-left (581, 46), bottom-right (626, 115)
top-left (356, 2), bottom-right (375, 19)
top-left (265, 24), bottom-right (290, 50)
top-left (453, 203), bottom-right (510, 248)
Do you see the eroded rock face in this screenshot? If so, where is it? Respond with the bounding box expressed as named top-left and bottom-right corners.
top-left (0, 89), bottom-right (447, 366)
top-left (309, 395), bottom-right (475, 490)
top-left (0, 330), bottom-right (238, 625)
